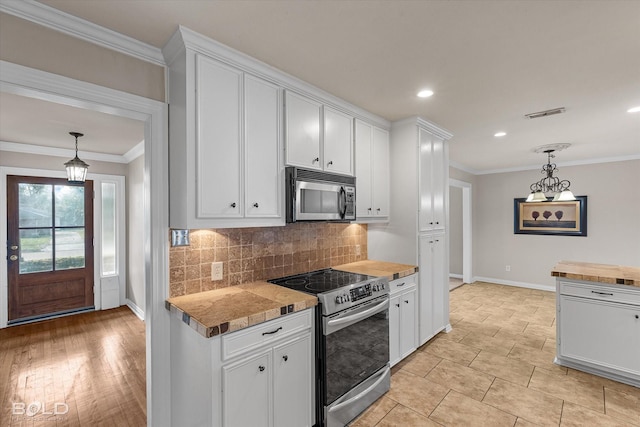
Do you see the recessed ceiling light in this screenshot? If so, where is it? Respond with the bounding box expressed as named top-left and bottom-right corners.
top-left (417, 89), bottom-right (434, 98)
top-left (494, 132), bottom-right (507, 137)
top-left (628, 106), bottom-right (640, 113)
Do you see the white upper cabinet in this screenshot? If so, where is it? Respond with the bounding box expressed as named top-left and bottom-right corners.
top-left (163, 27), bottom-right (388, 228)
top-left (167, 49), bottom-right (283, 229)
top-left (245, 75), bottom-right (282, 219)
top-left (355, 120), bottom-right (389, 221)
top-left (419, 128), bottom-right (446, 232)
top-left (323, 106), bottom-right (354, 175)
top-left (285, 91), bottom-right (322, 170)
top-left (285, 91), bottom-right (354, 176)
top-left (196, 55), bottom-right (243, 219)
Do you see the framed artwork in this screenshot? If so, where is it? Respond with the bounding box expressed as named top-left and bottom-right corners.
top-left (514, 196), bottom-right (587, 236)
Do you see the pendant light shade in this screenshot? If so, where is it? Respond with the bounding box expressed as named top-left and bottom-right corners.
top-left (65, 132), bottom-right (89, 183)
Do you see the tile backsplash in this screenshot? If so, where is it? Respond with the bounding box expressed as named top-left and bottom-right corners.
top-left (169, 223), bottom-right (368, 297)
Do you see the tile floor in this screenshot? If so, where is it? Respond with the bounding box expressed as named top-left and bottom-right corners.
top-left (351, 282), bottom-right (640, 426)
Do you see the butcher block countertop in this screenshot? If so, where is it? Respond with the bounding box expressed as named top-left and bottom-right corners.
top-left (551, 261), bottom-right (640, 288)
top-left (166, 282), bottom-right (317, 338)
top-left (333, 260), bottom-right (419, 280)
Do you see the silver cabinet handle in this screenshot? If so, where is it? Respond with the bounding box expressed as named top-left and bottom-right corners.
top-left (397, 282), bottom-right (405, 287)
top-left (327, 160), bottom-right (333, 166)
top-left (404, 300), bottom-right (409, 304)
top-left (230, 202), bottom-right (237, 208)
top-left (312, 157), bottom-right (319, 164)
top-left (282, 355), bottom-right (288, 362)
top-left (253, 203), bottom-right (259, 208)
top-left (258, 366), bottom-right (265, 372)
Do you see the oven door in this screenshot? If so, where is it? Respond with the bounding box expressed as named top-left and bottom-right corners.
top-left (322, 296), bottom-right (390, 426)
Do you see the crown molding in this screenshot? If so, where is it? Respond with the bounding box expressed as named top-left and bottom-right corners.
top-left (392, 116), bottom-right (453, 141)
top-left (123, 141), bottom-right (145, 162)
top-left (453, 153), bottom-right (640, 176)
top-left (0, 0), bottom-right (165, 66)
top-left (0, 140), bottom-right (131, 164)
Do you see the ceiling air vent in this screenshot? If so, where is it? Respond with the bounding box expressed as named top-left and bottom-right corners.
top-left (524, 107), bottom-right (566, 119)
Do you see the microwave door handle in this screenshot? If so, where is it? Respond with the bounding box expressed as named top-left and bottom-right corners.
top-left (339, 186), bottom-right (347, 219)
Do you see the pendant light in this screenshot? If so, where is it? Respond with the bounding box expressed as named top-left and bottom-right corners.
top-left (526, 145), bottom-right (575, 202)
top-left (65, 132), bottom-right (89, 183)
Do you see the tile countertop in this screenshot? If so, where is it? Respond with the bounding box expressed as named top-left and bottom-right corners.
top-left (165, 282), bottom-right (317, 338)
top-left (333, 260), bottom-right (419, 280)
top-left (551, 261), bottom-right (640, 288)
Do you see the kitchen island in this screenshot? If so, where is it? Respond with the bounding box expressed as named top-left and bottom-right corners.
top-left (552, 261), bottom-right (640, 387)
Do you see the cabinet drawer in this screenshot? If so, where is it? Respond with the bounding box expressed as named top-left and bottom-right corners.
top-left (560, 281), bottom-right (640, 306)
top-left (221, 309), bottom-right (313, 361)
top-left (389, 274), bottom-right (417, 296)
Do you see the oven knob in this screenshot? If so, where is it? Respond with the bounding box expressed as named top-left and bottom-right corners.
top-left (335, 295), bottom-right (342, 304)
top-left (345, 294), bottom-right (350, 301)
top-left (372, 284), bottom-right (378, 292)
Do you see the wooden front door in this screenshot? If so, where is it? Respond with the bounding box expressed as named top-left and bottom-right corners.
top-left (7, 176), bottom-right (94, 323)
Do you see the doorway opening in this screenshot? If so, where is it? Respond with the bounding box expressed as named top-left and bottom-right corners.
top-left (449, 179), bottom-right (472, 287)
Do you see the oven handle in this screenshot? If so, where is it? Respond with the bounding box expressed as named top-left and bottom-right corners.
top-left (327, 299), bottom-right (389, 328)
top-left (328, 365), bottom-right (391, 414)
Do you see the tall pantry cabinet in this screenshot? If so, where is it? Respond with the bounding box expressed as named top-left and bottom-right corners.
top-left (368, 117), bottom-right (453, 345)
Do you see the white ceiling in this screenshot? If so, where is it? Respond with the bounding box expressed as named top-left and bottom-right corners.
top-left (3, 0), bottom-right (639, 171)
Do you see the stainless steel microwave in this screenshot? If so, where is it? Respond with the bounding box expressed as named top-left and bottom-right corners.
top-left (286, 167), bottom-right (356, 222)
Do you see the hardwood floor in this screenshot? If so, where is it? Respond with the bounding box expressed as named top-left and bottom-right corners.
top-left (0, 307), bottom-right (146, 426)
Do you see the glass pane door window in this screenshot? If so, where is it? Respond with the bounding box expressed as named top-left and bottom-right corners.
top-left (18, 183), bottom-right (86, 273)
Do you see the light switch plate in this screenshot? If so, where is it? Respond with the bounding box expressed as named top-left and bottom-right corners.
top-left (171, 229), bottom-right (190, 247)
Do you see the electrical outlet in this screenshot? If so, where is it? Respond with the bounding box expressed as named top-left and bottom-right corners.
top-left (211, 262), bottom-right (223, 281)
top-left (355, 245), bottom-right (361, 256)
top-left (505, 265), bottom-right (511, 272)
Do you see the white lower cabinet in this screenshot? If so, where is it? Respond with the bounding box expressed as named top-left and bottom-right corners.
top-left (223, 350), bottom-right (272, 427)
top-left (389, 274), bottom-right (418, 366)
top-left (222, 333), bottom-right (313, 427)
top-left (418, 233), bottom-right (449, 345)
top-left (170, 309), bottom-right (314, 427)
top-left (556, 280), bottom-right (640, 387)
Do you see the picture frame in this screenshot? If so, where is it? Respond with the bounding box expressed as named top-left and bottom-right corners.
top-left (514, 196), bottom-right (587, 236)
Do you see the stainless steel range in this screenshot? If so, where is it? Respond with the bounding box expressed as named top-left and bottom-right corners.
top-left (269, 269), bottom-right (390, 427)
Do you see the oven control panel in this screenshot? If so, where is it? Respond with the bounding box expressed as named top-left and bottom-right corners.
top-left (321, 277), bottom-right (390, 314)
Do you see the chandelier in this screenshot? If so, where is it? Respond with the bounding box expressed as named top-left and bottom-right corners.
top-left (65, 132), bottom-right (90, 184)
top-left (526, 147), bottom-right (576, 202)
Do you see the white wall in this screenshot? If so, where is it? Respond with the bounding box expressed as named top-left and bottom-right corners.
top-left (449, 185), bottom-right (463, 276)
top-left (127, 154), bottom-right (145, 314)
top-left (473, 159), bottom-right (640, 288)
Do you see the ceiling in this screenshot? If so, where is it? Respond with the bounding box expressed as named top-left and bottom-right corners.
top-left (2, 0), bottom-right (639, 171)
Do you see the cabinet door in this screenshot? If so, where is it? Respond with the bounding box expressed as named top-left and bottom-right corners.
top-left (431, 236), bottom-right (447, 332)
top-left (245, 75), bottom-right (281, 218)
top-left (389, 293), bottom-right (401, 366)
top-left (560, 296), bottom-right (640, 375)
top-left (418, 235), bottom-right (437, 344)
top-left (418, 129), bottom-right (434, 231)
top-left (372, 127), bottom-right (390, 217)
top-left (431, 137), bottom-right (446, 230)
top-left (196, 54), bottom-right (243, 218)
top-left (400, 288), bottom-right (417, 359)
top-left (285, 91), bottom-right (322, 170)
top-left (355, 120), bottom-right (373, 218)
top-left (323, 106), bottom-right (354, 176)
top-left (273, 334), bottom-right (314, 427)
top-left (222, 350), bottom-right (272, 427)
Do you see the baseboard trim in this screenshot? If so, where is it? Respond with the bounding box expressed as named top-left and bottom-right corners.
top-left (472, 276), bottom-right (555, 292)
top-left (126, 299), bottom-right (145, 321)
top-left (449, 273), bottom-right (463, 280)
